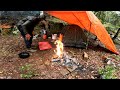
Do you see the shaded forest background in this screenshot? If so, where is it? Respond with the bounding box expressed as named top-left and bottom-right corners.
top-left (0, 11), bottom-right (120, 40)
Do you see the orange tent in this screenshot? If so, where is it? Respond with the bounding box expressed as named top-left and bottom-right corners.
top-left (46, 11), bottom-right (118, 54)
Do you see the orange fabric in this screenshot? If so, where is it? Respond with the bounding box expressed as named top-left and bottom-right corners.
top-left (38, 42), bottom-right (52, 50)
top-left (59, 34), bottom-right (63, 41)
top-left (0, 24), bottom-right (11, 29)
top-left (46, 11), bottom-right (118, 54)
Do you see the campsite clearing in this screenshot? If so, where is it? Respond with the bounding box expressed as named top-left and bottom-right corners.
top-left (0, 34), bottom-right (120, 79)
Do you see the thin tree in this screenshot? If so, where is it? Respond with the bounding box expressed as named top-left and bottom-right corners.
top-left (112, 28), bottom-right (120, 40)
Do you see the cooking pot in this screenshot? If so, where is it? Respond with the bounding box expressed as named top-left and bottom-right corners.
top-left (18, 52), bottom-right (30, 59)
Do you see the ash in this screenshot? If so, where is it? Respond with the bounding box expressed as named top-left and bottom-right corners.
top-left (52, 51), bottom-right (84, 72)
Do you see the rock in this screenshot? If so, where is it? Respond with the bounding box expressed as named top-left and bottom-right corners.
top-left (82, 68), bottom-right (86, 71)
top-left (91, 71), bottom-right (95, 74)
top-left (65, 58), bottom-right (71, 64)
top-left (0, 71), bottom-right (3, 74)
top-left (52, 55), bottom-right (58, 59)
top-left (8, 73), bottom-right (13, 75)
top-left (0, 76), bottom-right (6, 79)
top-left (107, 60), bottom-right (115, 67)
top-left (45, 60), bottom-right (51, 65)
top-left (107, 60), bottom-right (112, 65)
top-left (83, 52), bottom-right (88, 59)
top-left (118, 38), bottom-right (120, 41)
top-left (6, 76), bottom-right (12, 79)
top-left (117, 64), bottom-right (120, 67)
top-left (91, 76), bottom-right (95, 79)
top-left (68, 75), bottom-right (73, 79)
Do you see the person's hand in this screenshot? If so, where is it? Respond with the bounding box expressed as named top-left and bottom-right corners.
top-left (25, 34), bottom-right (31, 40)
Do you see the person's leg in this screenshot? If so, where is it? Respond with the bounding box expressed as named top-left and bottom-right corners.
top-left (24, 39), bottom-right (31, 48)
top-left (17, 25), bottom-right (32, 48)
top-left (29, 34), bottom-right (33, 45)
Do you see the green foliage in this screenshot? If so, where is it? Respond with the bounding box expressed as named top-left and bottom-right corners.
top-left (115, 56), bottom-right (120, 61)
top-left (20, 71), bottom-right (34, 79)
top-left (19, 64), bottom-right (36, 79)
top-left (48, 17), bottom-right (68, 25)
top-left (98, 65), bottom-right (117, 79)
top-left (12, 26), bottom-right (19, 35)
top-left (93, 11), bottom-right (120, 35)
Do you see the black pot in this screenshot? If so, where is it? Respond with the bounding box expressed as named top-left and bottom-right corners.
top-left (18, 52), bottom-right (30, 59)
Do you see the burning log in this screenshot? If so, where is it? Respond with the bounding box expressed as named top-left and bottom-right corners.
top-left (52, 55), bottom-right (61, 62)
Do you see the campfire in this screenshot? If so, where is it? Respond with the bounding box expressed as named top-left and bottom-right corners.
top-left (52, 34), bottom-right (81, 72)
top-left (54, 40), bottom-right (63, 58)
top-left (54, 34), bottom-right (64, 59)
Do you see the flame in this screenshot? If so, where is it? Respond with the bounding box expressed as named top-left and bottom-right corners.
top-left (54, 34), bottom-right (63, 58)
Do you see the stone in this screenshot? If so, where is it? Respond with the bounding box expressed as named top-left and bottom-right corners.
top-left (91, 76), bottom-right (95, 79)
top-left (0, 76), bottom-right (6, 79)
top-left (65, 58), bottom-right (71, 64)
top-left (83, 52), bottom-right (88, 59)
top-left (0, 71), bottom-right (3, 74)
top-left (82, 68), bottom-right (86, 71)
top-left (6, 76), bottom-right (12, 79)
top-left (68, 75), bottom-right (73, 79)
top-left (53, 55), bottom-right (58, 58)
top-left (117, 64), bottom-right (120, 67)
top-left (107, 60), bottom-right (114, 65)
top-left (75, 75), bottom-right (81, 79)
top-left (45, 60), bottom-right (51, 65)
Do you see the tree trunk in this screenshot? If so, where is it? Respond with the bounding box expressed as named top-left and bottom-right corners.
top-left (112, 28), bottom-right (120, 40)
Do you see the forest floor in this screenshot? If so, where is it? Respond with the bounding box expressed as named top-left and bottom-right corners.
top-left (0, 32), bottom-right (120, 79)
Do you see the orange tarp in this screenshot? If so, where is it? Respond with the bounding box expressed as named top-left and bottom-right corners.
top-left (46, 11), bottom-right (118, 54)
